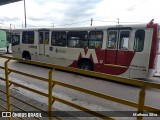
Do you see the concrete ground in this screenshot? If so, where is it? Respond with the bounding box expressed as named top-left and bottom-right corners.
top-left (0, 84), bottom-right (50, 120)
top-left (0, 84), bottom-right (83, 120)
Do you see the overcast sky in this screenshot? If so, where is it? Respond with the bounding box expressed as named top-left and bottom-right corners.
top-left (0, 0), bottom-right (160, 28)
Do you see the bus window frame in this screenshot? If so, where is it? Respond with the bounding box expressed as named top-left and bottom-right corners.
top-left (12, 34), bottom-right (20, 46)
top-left (107, 30), bottom-right (118, 50)
top-left (51, 31), bottom-right (67, 47)
top-left (22, 31), bottom-right (35, 44)
top-left (133, 29), bottom-right (145, 52)
top-left (88, 30), bottom-right (103, 49)
top-left (67, 31), bottom-right (88, 48)
top-left (118, 30), bottom-right (130, 51)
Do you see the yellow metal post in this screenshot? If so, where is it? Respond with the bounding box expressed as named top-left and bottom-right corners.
top-left (5, 59), bottom-right (12, 120)
top-left (137, 86), bottom-right (146, 120)
top-left (48, 68), bottom-right (54, 120)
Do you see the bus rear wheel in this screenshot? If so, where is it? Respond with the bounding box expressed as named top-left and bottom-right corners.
top-left (25, 55), bottom-right (31, 60)
top-left (78, 61), bottom-right (93, 71)
top-left (23, 52), bottom-right (31, 60)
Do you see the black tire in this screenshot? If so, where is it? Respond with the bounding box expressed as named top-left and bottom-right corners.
top-left (24, 54), bottom-right (31, 60)
top-left (78, 61), bottom-right (93, 71)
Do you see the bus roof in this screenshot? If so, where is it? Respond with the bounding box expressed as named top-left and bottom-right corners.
top-left (11, 23), bottom-right (158, 32)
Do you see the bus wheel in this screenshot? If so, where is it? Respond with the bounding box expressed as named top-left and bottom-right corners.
top-left (79, 61), bottom-right (93, 71)
top-left (23, 53), bottom-right (31, 60)
top-left (25, 55), bottom-right (31, 60)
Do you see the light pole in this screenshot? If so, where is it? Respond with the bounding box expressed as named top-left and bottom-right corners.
top-left (24, 0), bottom-right (27, 28)
top-left (90, 18), bottom-right (93, 26)
top-left (117, 18), bottom-right (119, 25)
top-left (51, 23), bottom-right (54, 27)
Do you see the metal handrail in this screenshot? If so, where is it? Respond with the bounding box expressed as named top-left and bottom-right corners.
top-left (0, 54), bottom-right (160, 120)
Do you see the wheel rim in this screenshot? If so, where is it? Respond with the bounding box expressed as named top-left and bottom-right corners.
top-left (81, 64), bottom-right (90, 70)
top-left (25, 55), bottom-right (31, 60)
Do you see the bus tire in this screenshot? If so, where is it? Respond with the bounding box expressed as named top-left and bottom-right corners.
top-left (23, 52), bottom-right (31, 60)
top-left (25, 55), bottom-right (31, 60)
top-left (78, 61), bottom-right (93, 71)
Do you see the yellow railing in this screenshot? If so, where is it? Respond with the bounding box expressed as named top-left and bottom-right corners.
top-left (0, 54), bottom-right (160, 120)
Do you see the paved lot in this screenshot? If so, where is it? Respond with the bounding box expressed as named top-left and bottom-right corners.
top-left (0, 84), bottom-right (50, 120)
top-left (0, 84), bottom-right (82, 120)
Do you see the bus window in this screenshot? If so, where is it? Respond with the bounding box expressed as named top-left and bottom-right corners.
top-left (119, 31), bottom-right (130, 50)
top-left (67, 31), bottom-right (88, 48)
top-left (12, 35), bottom-right (20, 46)
top-left (22, 31), bottom-right (34, 44)
top-left (134, 30), bottom-right (145, 52)
top-left (44, 32), bottom-right (49, 44)
top-left (107, 31), bottom-right (117, 49)
top-left (88, 31), bottom-right (103, 49)
top-left (39, 32), bottom-right (43, 44)
top-left (51, 31), bottom-right (66, 46)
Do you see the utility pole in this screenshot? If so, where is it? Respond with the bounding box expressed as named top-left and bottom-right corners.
top-left (24, 0), bottom-right (27, 28)
top-left (117, 18), bottom-right (119, 25)
top-left (51, 23), bottom-right (54, 27)
top-left (90, 18), bottom-right (93, 26)
top-left (22, 21), bottom-right (23, 28)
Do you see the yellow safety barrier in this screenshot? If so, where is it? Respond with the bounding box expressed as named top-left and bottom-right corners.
top-left (0, 54), bottom-right (160, 120)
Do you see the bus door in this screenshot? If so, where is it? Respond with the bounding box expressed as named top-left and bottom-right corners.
top-left (117, 30), bottom-right (133, 67)
top-left (38, 30), bottom-right (49, 55)
top-left (105, 30), bottom-right (118, 65)
top-left (105, 28), bottom-right (133, 76)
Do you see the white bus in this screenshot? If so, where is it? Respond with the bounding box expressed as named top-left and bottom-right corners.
top-left (11, 21), bottom-right (159, 78)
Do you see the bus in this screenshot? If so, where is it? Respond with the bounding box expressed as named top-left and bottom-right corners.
top-left (11, 21), bottom-right (159, 78)
top-left (0, 30), bottom-right (7, 52)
